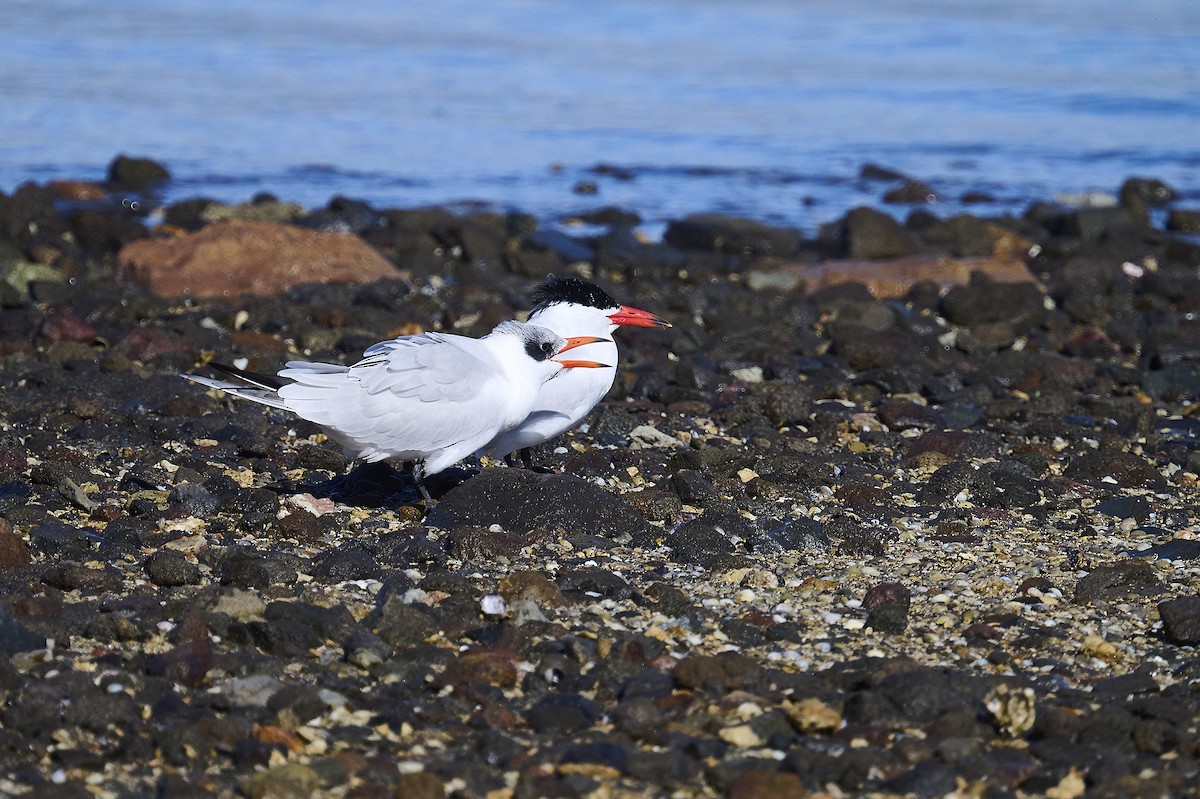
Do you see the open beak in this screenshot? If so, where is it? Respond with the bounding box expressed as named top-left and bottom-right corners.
top-left (554, 335), bottom-right (612, 369)
top-left (555, 359), bottom-right (611, 369)
top-left (607, 305), bottom-right (671, 328)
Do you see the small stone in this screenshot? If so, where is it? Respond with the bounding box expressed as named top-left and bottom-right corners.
top-left (719, 724), bottom-right (764, 748)
top-left (783, 697), bottom-right (842, 733)
top-left (985, 684), bottom-right (1036, 737)
top-left (241, 763), bottom-right (320, 799)
top-left (726, 770), bottom-right (806, 799)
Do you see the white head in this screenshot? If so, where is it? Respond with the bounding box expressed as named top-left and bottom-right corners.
top-left (489, 320), bottom-right (612, 382)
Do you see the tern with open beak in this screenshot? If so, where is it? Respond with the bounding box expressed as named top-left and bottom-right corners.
top-left (184, 320), bottom-right (610, 502)
top-left (483, 276), bottom-right (671, 463)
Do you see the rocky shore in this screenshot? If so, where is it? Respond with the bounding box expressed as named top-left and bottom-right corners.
top-left (1, 157), bottom-right (1199, 798)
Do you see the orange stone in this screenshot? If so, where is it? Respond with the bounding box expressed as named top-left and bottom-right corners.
top-left (117, 219), bottom-right (397, 298)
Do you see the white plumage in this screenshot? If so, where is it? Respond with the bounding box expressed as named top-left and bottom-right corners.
top-left (484, 277), bottom-right (670, 461)
top-left (184, 320), bottom-right (608, 500)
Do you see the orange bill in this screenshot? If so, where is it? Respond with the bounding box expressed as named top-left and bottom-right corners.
top-left (558, 335), bottom-right (612, 354)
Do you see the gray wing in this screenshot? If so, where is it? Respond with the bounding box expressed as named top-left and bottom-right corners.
top-left (275, 334), bottom-right (506, 460)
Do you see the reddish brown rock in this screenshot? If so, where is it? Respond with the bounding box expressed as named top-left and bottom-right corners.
top-left (0, 519), bottom-right (32, 566)
top-left (49, 180), bottom-right (107, 201)
top-left (754, 254), bottom-right (1039, 299)
top-left (117, 219), bottom-right (397, 298)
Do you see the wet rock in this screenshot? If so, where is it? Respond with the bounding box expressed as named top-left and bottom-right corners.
top-left (883, 180), bottom-right (938, 204)
top-left (663, 214), bottom-right (801, 257)
top-left (1075, 560), bottom-right (1166, 604)
top-left (1166, 209), bottom-right (1200, 233)
top-left (426, 469), bottom-right (653, 545)
top-left (107, 154), bottom-right (171, 189)
top-left (118, 219), bottom-right (397, 298)
top-left (1158, 596), bottom-right (1200, 645)
top-left (1120, 176), bottom-right (1176, 208)
top-left (833, 207), bottom-right (915, 259)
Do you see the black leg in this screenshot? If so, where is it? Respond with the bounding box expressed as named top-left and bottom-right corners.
top-left (412, 462), bottom-right (435, 505)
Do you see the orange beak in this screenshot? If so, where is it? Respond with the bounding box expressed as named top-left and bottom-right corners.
top-left (607, 305), bottom-right (671, 328)
top-left (554, 335), bottom-right (612, 369)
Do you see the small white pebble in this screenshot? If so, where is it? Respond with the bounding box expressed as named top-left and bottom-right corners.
top-left (480, 594), bottom-right (507, 616)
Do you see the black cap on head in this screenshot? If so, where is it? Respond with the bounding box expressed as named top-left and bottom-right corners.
top-left (529, 275), bottom-right (618, 314)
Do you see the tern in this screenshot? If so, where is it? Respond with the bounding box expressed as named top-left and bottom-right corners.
top-left (184, 320), bottom-right (610, 503)
top-left (483, 276), bottom-right (671, 463)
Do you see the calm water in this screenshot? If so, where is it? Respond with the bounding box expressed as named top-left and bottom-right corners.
top-left (4, 0), bottom-right (1199, 235)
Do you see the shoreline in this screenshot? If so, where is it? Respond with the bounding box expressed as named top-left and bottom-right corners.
top-left (0, 157), bottom-right (1198, 797)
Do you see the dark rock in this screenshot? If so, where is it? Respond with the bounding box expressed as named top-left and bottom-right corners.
top-left (1120, 176), bottom-right (1176, 207)
top-left (371, 591), bottom-right (438, 648)
top-left (663, 214), bottom-right (801, 257)
top-left (0, 520), bottom-right (32, 565)
top-left (1166, 208), bottom-right (1200, 233)
top-left (168, 483), bottom-right (220, 517)
top-left (665, 508), bottom-right (751, 566)
top-left (863, 582), bottom-right (912, 634)
top-left (1075, 560), bottom-right (1166, 603)
top-left (28, 521), bottom-right (96, 559)
top-left (0, 602), bottom-right (43, 655)
top-left (144, 550), bottom-right (202, 586)
top-left (673, 652), bottom-right (759, 693)
top-left (941, 271), bottom-right (1044, 327)
top-left (146, 607), bottom-right (212, 688)
top-left (1158, 595), bottom-right (1200, 645)
top-left (1065, 449), bottom-right (1166, 490)
top-left (1138, 539), bottom-right (1200, 561)
top-left (1094, 496), bottom-right (1152, 521)
top-left (312, 545), bottom-right (381, 582)
top-left (750, 516), bottom-right (830, 554)
top-left (836, 207), bottom-right (915, 259)
top-left (883, 180), bottom-right (938, 204)
top-left (426, 469), bottom-right (653, 545)
top-left (671, 469), bottom-right (719, 505)
top-left (526, 692), bottom-right (597, 734)
top-left (726, 770), bottom-right (806, 799)
top-left (558, 566), bottom-right (631, 599)
top-left (884, 760), bottom-right (961, 798)
top-left (107, 154), bottom-right (171, 189)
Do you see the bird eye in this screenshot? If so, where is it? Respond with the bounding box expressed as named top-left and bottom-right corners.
top-left (542, 342), bottom-right (555, 355)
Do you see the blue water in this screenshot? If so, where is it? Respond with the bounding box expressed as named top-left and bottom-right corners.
top-left (3, 0), bottom-right (1198, 235)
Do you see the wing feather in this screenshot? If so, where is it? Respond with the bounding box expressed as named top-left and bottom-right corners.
top-left (275, 333), bottom-right (512, 461)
